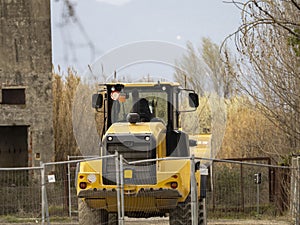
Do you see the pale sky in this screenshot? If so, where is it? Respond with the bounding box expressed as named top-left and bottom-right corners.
top-left (51, 0), bottom-right (241, 76)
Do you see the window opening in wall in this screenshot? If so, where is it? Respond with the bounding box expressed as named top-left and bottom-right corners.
top-left (1, 88), bottom-right (26, 105)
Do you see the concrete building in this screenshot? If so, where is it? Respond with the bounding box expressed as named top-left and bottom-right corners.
top-left (0, 0), bottom-right (54, 167)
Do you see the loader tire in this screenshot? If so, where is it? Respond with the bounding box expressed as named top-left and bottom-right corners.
top-left (198, 198), bottom-right (207, 225)
top-left (78, 198), bottom-right (108, 225)
top-left (169, 196), bottom-right (192, 225)
top-left (169, 196), bottom-right (206, 225)
top-left (108, 213), bottom-right (118, 225)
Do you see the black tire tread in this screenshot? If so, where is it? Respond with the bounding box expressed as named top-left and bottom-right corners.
top-left (169, 196), bottom-right (207, 225)
top-left (78, 198), bottom-right (108, 225)
top-left (198, 198), bottom-right (207, 225)
top-left (108, 213), bottom-right (118, 225)
top-left (169, 196), bottom-right (192, 225)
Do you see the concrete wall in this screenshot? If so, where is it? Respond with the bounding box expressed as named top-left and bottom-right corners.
top-left (0, 0), bottom-right (54, 166)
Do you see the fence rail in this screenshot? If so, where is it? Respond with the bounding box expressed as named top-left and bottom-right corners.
top-left (0, 156), bottom-right (298, 224)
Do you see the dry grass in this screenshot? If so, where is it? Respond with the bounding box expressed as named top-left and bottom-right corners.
top-left (52, 70), bottom-right (294, 164)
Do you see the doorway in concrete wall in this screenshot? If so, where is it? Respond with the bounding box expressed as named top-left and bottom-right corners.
top-left (0, 126), bottom-right (29, 167)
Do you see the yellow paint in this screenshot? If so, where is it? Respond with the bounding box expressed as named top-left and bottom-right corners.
top-left (124, 169), bottom-right (133, 179)
top-left (77, 158), bottom-right (193, 208)
top-left (106, 122), bottom-right (166, 137)
top-left (190, 134), bottom-right (212, 159)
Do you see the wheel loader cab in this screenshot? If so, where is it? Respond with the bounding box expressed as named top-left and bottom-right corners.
top-left (92, 82), bottom-right (199, 158)
top-left (103, 83), bottom-right (171, 128)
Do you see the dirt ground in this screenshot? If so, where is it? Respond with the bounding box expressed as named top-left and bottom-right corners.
top-left (125, 218), bottom-right (293, 225)
top-left (0, 218), bottom-right (293, 225)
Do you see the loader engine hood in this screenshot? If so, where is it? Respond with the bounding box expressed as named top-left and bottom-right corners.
top-left (101, 121), bottom-right (166, 185)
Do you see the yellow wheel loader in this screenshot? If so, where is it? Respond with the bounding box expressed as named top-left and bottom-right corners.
top-left (76, 82), bottom-right (208, 225)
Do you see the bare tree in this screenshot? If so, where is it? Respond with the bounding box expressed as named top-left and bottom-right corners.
top-left (226, 0), bottom-right (300, 151)
top-left (175, 38), bottom-right (235, 98)
top-left (174, 42), bottom-right (206, 95)
top-left (174, 39), bottom-right (232, 157)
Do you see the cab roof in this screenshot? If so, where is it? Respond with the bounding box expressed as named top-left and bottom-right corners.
top-left (103, 82), bottom-right (181, 88)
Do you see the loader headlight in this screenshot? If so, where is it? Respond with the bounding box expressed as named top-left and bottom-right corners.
top-left (87, 174), bottom-right (97, 183)
top-left (107, 136), bottom-right (113, 141)
top-left (144, 136), bottom-right (150, 141)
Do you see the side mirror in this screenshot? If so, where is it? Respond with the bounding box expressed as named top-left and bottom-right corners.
top-left (189, 93), bottom-right (199, 108)
top-left (92, 94), bottom-right (103, 109)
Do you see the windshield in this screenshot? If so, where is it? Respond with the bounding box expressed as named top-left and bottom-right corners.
top-left (110, 87), bottom-right (168, 124)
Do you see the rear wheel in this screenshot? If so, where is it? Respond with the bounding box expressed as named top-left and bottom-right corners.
top-left (169, 196), bottom-right (192, 225)
top-left (169, 196), bottom-right (207, 225)
top-left (198, 198), bottom-right (207, 225)
top-left (108, 213), bottom-right (118, 225)
top-left (78, 198), bottom-right (108, 225)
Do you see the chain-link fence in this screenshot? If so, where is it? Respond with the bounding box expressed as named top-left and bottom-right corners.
top-left (0, 156), bottom-right (299, 224)
top-left (203, 158), bottom-right (290, 219)
top-left (0, 166), bottom-right (42, 221)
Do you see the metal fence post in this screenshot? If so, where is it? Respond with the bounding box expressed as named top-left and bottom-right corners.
top-left (257, 180), bottom-right (260, 214)
top-left (40, 162), bottom-right (50, 225)
top-left (291, 156), bottom-right (300, 225)
top-left (67, 156), bottom-right (72, 217)
top-left (295, 156), bottom-right (300, 224)
top-left (120, 154), bottom-right (125, 225)
top-left (294, 156), bottom-right (300, 225)
top-left (296, 157), bottom-right (300, 225)
top-left (190, 154), bottom-right (197, 225)
top-left (41, 162), bottom-right (45, 225)
top-left (115, 152), bottom-right (121, 225)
